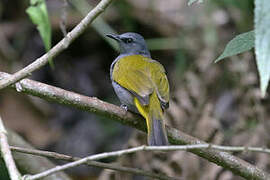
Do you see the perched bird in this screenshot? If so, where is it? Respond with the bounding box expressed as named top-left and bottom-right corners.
top-left (107, 32), bottom-right (170, 146)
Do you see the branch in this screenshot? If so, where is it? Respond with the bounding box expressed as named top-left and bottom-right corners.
top-left (9, 145), bottom-right (270, 180)
top-left (69, 0), bottom-right (118, 49)
top-left (0, 0), bottom-right (114, 90)
top-left (11, 146), bottom-right (177, 180)
top-left (21, 144), bottom-right (270, 180)
top-left (0, 115), bottom-right (21, 180)
top-left (1, 71), bottom-right (270, 180)
top-left (10, 144), bottom-right (270, 160)
top-left (10, 144), bottom-right (270, 180)
top-left (24, 146), bottom-right (170, 180)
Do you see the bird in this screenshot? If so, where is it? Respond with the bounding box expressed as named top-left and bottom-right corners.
top-left (106, 32), bottom-right (170, 146)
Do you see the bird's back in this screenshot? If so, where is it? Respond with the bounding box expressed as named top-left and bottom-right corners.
top-left (112, 54), bottom-right (169, 108)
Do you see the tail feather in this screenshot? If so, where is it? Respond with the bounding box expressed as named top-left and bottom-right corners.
top-left (148, 118), bottom-right (168, 146)
top-left (134, 92), bottom-right (168, 146)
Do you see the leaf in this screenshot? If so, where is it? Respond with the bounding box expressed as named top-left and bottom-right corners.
top-left (255, 0), bottom-right (270, 97)
top-left (188, 0), bottom-right (203, 6)
top-left (215, 31), bottom-right (254, 63)
top-left (26, 0), bottom-right (53, 68)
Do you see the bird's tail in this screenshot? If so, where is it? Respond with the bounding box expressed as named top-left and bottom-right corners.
top-left (134, 92), bottom-right (168, 146)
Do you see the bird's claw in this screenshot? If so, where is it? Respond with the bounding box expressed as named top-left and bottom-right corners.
top-left (120, 104), bottom-right (128, 111)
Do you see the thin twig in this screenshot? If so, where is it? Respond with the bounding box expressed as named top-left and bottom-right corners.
top-left (10, 144), bottom-right (270, 180)
top-left (70, 0), bottom-right (118, 49)
top-left (24, 146), bottom-right (146, 180)
top-left (59, 0), bottom-right (68, 37)
top-left (1, 71), bottom-right (270, 180)
top-left (0, 116), bottom-right (21, 180)
top-left (22, 144), bottom-right (270, 180)
top-left (10, 146), bottom-right (177, 180)
top-left (0, 0), bottom-right (114, 90)
top-left (10, 144), bottom-right (270, 159)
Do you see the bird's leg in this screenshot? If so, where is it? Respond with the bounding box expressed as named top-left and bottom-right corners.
top-left (120, 104), bottom-right (128, 111)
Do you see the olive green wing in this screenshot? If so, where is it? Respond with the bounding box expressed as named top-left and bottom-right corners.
top-left (112, 55), bottom-right (169, 108)
top-left (112, 55), bottom-right (154, 105)
top-left (149, 60), bottom-right (170, 109)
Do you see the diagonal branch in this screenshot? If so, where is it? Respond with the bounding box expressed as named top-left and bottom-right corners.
top-left (1, 71), bottom-right (270, 180)
top-left (0, 0), bottom-right (114, 90)
top-left (0, 116), bottom-right (21, 180)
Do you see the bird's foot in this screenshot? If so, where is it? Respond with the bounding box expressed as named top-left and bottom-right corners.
top-left (120, 104), bottom-right (128, 111)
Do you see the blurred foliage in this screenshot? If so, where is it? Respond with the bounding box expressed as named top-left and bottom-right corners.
top-left (216, 0), bottom-right (270, 97)
top-left (114, 1), bottom-right (136, 31)
top-left (212, 0), bottom-right (254, 10)
top-left (70, 0), bottom-right (118, 49)
top-left (0, 0), bottom-right (269, 179)
top-left (212, 0), bottom-right (254, 30)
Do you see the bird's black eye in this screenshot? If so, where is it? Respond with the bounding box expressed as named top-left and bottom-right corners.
top-left (122, 38), bottom-right (133, 43)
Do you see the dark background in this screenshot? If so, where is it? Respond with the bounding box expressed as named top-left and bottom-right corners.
top-left (1, 0), bottom-right (269, 179)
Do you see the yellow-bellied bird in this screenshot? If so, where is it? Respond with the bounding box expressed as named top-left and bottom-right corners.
top-left (107, 32), bottom-right (170, 146)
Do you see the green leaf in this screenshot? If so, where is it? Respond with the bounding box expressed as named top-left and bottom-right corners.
top-left (255, 0), bottom-right (270, 97)
top-left (215, 31), bottom-right (254, 63)
top-left (188, 0), bottom-right (203, 6)
top-left (26, 0), bottom-right (53, 68)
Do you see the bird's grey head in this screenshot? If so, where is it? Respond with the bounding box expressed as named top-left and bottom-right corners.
top-left (106, 32), bottom-right (150, 57)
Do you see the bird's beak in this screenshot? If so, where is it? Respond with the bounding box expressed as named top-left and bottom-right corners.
top-left (106, 34), bottom-right (121, 41)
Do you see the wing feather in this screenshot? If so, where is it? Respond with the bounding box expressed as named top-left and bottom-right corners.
top-left (112, 55), bottom-right (169, 108)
